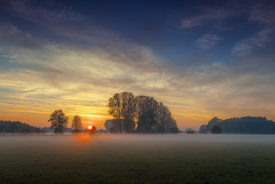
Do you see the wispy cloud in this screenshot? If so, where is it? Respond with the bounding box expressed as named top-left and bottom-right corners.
top-left (232, 1), bottom-right (275, 56)
top-left (232, 27), bottom-right (274, 56)
top-left (196, 34), bottom-right (222, 49)
top-left (181, 6), bottom-right (242, 29)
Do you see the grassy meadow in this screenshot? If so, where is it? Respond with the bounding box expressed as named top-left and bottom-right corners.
top-left (0, 134), bottom-right (275, 184)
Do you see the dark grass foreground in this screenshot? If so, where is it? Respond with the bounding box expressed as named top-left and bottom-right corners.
top-left (0, 134), bottom-right (275, 184)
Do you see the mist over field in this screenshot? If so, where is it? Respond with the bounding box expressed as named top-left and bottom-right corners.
top-left (2, 134), bottom-right (275, 145)
top-left (1, 134), bottom-right (275, 183)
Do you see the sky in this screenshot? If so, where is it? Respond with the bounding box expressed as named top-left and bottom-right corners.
top-left (0, 0), bottom-right (275, 130)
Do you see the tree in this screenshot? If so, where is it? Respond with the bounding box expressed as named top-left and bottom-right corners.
top-left (136, 96), bottom-right (178, 133)
top-left (200, 116), bottom-right (275, 134)
top-left (121, 92), bottom-right (138, 133)
top-left (72, 115), bottom-right (83, 133)
top-left (136, 108), bottom-right (157, 133)
top-left (156, 102), bottom-right (177, 133)
top-left (34, 127), bottom-right (42, 134)
top-left (156, 125), bottom-right (165, 133)
top-left (108, 92), bottom-right (138, 133)
top-left (0, 120), bottom-right (4, 133)
top-left (199, 124), bottom-right (207, 133)
top-left (108, 93), bottom-right (123, 133)
top-left (108, 92), bottom-right (179, 134)
top-left (211, 125), bottom-right (222, 134)
top-left (208, 117), bottom-right (222, 126)
top-left (136, 96), bottom-right (158, 132)
top-left (271, 125), bottom-right (275, 134)
top-left (170, 126), bottom-right (179, 133)
top-left (9, 121), bottom-right (17, 134)
top-left (48, 109), bottom-right (69, 134)
top-left (110, 127), bottom-right (115, 133)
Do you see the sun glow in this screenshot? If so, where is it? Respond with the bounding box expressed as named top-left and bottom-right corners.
top-left (88, 126), bottom-right (92, 130)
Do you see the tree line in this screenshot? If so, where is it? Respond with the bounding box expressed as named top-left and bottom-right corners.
top-left (48, 109), bottom-right (97, 134)
top-left (107, 91), bottom-right (179, 133)
top-left (2, 91), bottom-right (178, 134)
top-left (0, 120), bottom-right (46, 134)
top-left (199, 116), bottom-right (275, 134)
top-left (0, 110), bottom-right (94, 134)
top-left (48, 109), bottom-right (90, 134)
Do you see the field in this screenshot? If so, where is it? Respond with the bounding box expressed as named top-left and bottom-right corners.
top-left (1, 134), bottom-right (275, 184)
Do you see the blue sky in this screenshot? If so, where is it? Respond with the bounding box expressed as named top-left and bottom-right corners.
top-left (0, 0), bottom-right (275, 129)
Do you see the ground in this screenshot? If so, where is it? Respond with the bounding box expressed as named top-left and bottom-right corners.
top-left (0, 134), bottom-right (275, 184)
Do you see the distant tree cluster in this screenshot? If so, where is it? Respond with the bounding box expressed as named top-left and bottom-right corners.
top-left (48, 110), bottom-right (84, 134)
top-left (107, 91), bottom-right (179, 133)
top-left (211, 125), bottom-right (222, 134)
top-left (199, 116), bottom-right (275, 134)
top-left (0, 120), bottom-right (46, 134)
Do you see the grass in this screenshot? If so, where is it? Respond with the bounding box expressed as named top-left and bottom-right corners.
top-left (0, 134), bottom-right (275, 183)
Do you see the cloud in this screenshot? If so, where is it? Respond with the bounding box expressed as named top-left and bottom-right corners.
top-left (232, 25), bottom-right (274, 56)
top-left (0, 21), bottom-right (23, 38)
top-left (249, 1), bottom-right (275, 24)
top-left (196, 34), bottom-right (222, 49)
top-left (232, 1), bottom-right (275, 56)
top-left (181, 6), bottom-right (242, 29)
top-left (214, 25), bottom-right (233, 31)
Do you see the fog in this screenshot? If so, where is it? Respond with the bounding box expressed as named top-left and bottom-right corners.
top-left (1, 134), bottom-right (275, 146)
top-left (1, 134), bottom-right (275, 184)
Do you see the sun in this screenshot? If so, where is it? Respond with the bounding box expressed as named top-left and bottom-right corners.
top-left (88, 125), bottom-right (92, 130)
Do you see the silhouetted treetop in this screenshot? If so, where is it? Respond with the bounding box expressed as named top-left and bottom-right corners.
top-left (107, 91), bottom-right (179, 133)
top-left (211, 125), bottom-right (222, 134)
top-left (0, 120), bottom-right (43, 134)
top-left (72, 114), bottom-right (83, 133)
top-left (48, 109), bottom-right (69, 134)
top-left (108, 92), bottom-right (137, 133)
top-left (200, 116), bottom-right (275, 134)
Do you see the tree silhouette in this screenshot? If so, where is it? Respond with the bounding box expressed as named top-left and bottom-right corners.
top-left (136, 96), bottom-right (178, 133)
top-left (211, 125), bottom-right (222, 134)
top-left (110, 127), bottom-right (115, 133)
top-left (136, 108), bottom-right (157, 133)
top-left (108, 92), bottom-right (138, 133)
top-left (107, 92), bottom-right (179, 133)
top-left (34, 127), bottom-right (42, 134)
top-left (199, 124), bottom-right (207, 133)
top-left (156, 102), bottom-right (177, 133)
top-left (170, 126), bottom-right (179, 133)
top-left (0, 120), bottom-right (3, 133)
top-left (48, 109), bottom-right (69, 134)
top-left (200, 116), bottom-right (275, 134)
top-left (121, 92), bottom-right (138, 133)
top-left (72, 115), bottom-right (83, 133)
top-left (271, 125), bottom-right (275, 134)
top-left (108, 93), bottom-right (123, 133)
top-left (9, 121), bottom-right (17, 134)
top-left (156, 125), bottom-right (165, 133)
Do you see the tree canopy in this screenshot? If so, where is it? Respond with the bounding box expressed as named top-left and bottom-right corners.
top-left (48, 109), bottom-right (69, 133)
top-left (0, 120), bottom-right (45, 134)
top-left (211, 125), bottom-right (222, 134)
top-left (200, 116), bottom-right (275, 134)
top-left (107, 92), bottom-right (138, 133)
top-left (107, 91), bottom-right (179, 133)
top-left (72, 115), bottom-right (83, 133)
